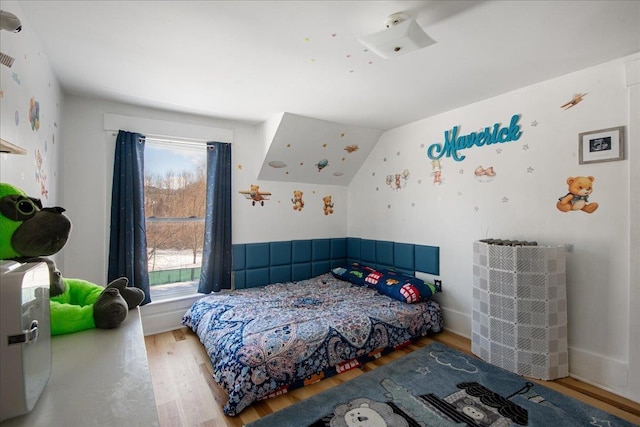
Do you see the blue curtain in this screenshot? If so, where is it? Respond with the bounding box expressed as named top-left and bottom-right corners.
top-left (108, 130), bottom-right (151, 305)
top-left (198, 141), bottom-right (232, 293)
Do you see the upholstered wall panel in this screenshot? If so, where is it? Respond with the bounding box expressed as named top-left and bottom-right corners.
top-left (270, 241), bottom-right (291, 266)
top-left (415, 245), bottom-right (440, 275)
top-left (394, 243), bottom-right (415, 273)
top-left (292, 240), bottom-right (312, 263)
top-left (232, 237), bottom-right (439, 289)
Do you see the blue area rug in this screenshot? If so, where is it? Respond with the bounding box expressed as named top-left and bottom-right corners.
top-left (247, 342), bottom-right (634, 427)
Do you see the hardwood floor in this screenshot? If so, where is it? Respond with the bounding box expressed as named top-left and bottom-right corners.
top-left (145, 328), bottom-right (640, 426)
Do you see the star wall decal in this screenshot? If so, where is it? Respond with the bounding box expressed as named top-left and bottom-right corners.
top-left (496, 148), bottom-right (502, 154)
top-left (522, 144), bottom-right (529, 151)
top-left (531, 120), bottom-right (538, 127)
top-left (344, 144), bottom-right (359, 153)
top-left (527, 167), bottom-right (534, 173)
top-left (502, 197), bottom-right (509, 203)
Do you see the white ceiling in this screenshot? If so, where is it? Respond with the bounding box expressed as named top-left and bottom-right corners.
top-left (13, 0), bottom-right (640, 132)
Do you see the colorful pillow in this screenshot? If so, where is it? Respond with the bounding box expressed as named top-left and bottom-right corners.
top-left (332, 265), bottom-right (441, 303)
top-left (366, 269), bottom-right (441, 303)
top-left (331, 263), bottom-right (376, 287)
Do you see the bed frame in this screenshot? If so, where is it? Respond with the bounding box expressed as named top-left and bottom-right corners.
top-left (232, 237), bottom-right (439, 289)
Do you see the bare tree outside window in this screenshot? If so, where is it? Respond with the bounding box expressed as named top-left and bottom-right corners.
top-left (143, 142), bottom-right (207, 299)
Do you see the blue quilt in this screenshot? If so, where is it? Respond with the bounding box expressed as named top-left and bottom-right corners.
top-left (182, 273), bottom-right (443, 416)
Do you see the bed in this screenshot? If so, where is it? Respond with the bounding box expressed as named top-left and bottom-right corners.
top-left (182, 266), bottom-right (443, 416)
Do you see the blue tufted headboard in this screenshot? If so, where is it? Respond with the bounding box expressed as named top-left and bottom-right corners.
top-left (232, 237), bottom-right (439, 289)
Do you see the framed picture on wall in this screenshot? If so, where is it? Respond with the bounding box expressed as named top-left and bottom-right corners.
top-left (578, 126), bottom-right (625, 164)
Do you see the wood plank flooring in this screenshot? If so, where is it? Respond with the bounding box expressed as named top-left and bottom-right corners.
top-left (144, 328), bottom-right (640, 426)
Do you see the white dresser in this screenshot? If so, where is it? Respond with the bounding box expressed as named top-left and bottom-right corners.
top-left (1, 308), bottom-right (159, 427)
top-left (472, 240), bottom-right (568, 380)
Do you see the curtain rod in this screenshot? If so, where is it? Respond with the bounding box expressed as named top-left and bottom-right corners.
top-left (110, 132), bottom-right (209, 148)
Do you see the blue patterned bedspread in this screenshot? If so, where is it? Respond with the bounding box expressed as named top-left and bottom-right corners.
top-left (182, 273), bottom-right (443, 416)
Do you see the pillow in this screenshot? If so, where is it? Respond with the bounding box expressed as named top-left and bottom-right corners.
top-left (366, 269), bottom-right (441, 303)
top-left (331, 263), bottom-right (377, 287)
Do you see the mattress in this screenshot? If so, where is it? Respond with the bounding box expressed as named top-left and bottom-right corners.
top-left (182, 272), bottom-right (443, 416)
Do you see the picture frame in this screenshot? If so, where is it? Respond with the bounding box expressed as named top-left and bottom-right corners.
top-left (578, 126), bottom-right (625, 164)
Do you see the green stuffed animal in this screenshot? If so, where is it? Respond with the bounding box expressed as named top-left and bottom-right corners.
top-left (0, 182), bottom-right (144, 335)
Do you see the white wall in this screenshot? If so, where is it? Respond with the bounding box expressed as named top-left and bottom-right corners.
top-left (0, 1), bottom-right (63, 206)
top-left (348, 54), bottom-right (639, 400)
top-left (60, 95), bottom-right (347, 284)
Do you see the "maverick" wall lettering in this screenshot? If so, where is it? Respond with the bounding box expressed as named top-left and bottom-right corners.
top-left (427, 114), bottom-right (523, 162)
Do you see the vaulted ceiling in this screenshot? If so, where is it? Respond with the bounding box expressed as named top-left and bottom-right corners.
top-left (8, 1), bottom-right (640, 185)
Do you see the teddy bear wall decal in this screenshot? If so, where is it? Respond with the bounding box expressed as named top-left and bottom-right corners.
top-left (291, 190), bottom-right (304, 211)
top-left (323, 196), bottom-right (334, 215)
top-left (557, 176), bottom-right (598, 213)
top-left (238, 184), bottom-right (271, 206)
top-left (0, 183), bottom-right (145, 335)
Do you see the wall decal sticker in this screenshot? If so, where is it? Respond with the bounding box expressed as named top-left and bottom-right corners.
top-left (237, 164), bottom-right (243, 170)
top-left (502, 197), bottom-right (509, 203)
top-left (29, 97), bottom-right (40, 131)
top-left (474, 165), bottom-right (496, 183)
top-left (291, 190), bottom-right (304, 211)
top-left (239, 185), bottom-right (271, 206)
top-left (527, 167), bottom-right (534, 173)
top-left (268, 160), bottom-right (287, 168)
top-left (344, 144), bottom-right (359, 153)
top-left (557, 176), bottom-right (598, 213)
top-left (35, 148), bottom-right (48, 198)
top-left (561, 93), bottom-right (587, 110)
top-left (386, 169), bottom-right (409, 190)
top-left (427, 114), bottom-right (523, 162)
top-left (522, 144), bottom-right (529, 151)
top-left (11, 72), bottom-right (20, 84)
top-left (333, 172), bottom-right (344, 176)
top-left (322, 196), bottom-right (334, 215)
top-left (531, 120), bottom-right (538, 127)
top-left (316, 158), bottom-right (329, 171)
top-left (431, 160), bottom-right (442, 185)
top-left (322, 143), bottom-right (327, 148)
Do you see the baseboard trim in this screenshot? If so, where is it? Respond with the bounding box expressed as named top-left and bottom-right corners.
top-left (438, 306), bottom-right (635, 403)
top-left (140, 294), bottom-right (201, 336)
top-left (569, 345), bottom-right (632, 402)
top-left (440, 306), bottom-right (471, 339)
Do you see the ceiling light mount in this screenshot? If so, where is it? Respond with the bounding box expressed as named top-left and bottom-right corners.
top-left (358, 11), bottom-right (436, 59)
top-left (384, 12), bottom-right (410, 28)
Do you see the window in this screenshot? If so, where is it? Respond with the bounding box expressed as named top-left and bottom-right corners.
top-left (143, 140), bottom-right (207, 300)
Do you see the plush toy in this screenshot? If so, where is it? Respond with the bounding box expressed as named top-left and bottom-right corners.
top-left (322, 195), bottom-right (334, 215)
top-left (291, 190), bottom-right (304, 211)
top-left (557, 176), bottom-right (598, 213)
top-left (0, 183), bottom-right (144, 335)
